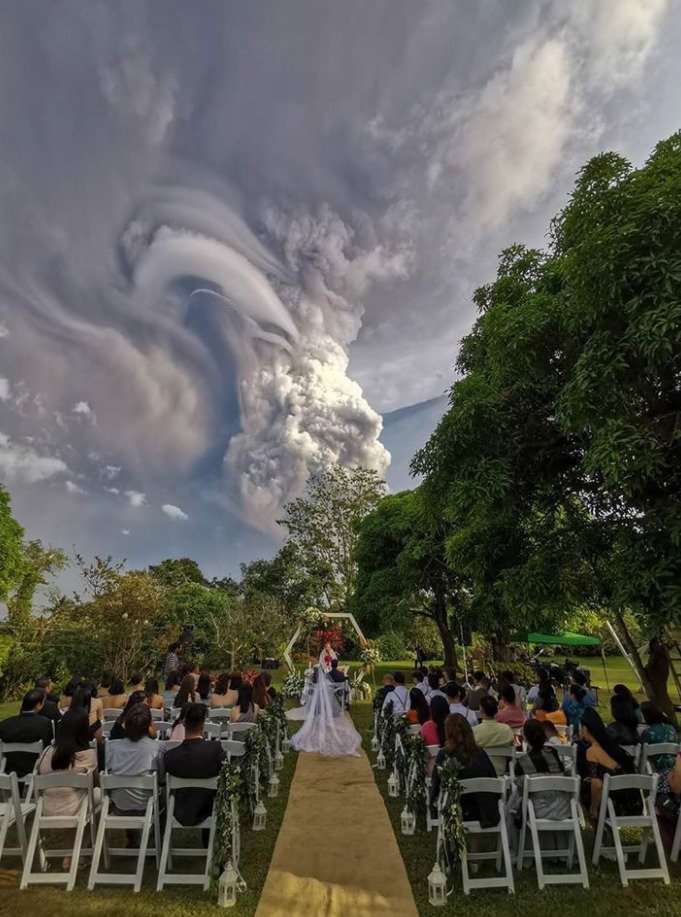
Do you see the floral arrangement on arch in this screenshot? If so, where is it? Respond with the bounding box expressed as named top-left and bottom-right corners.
top-left (312, 626), bottom-right (344, 654)
top-left (360, 645), bottom-right (381, 667)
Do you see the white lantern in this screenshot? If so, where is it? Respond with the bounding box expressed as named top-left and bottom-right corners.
top-left (282, 736), bottom-right (291, 753)
top-left (427, 863), bottom-right (447, 907)
top-left (371, 734), bottom-right (380, 752)
top-left (400, 806), bottom-right (416, 835)
top-left (376, 749), bottom-right (386, 770)
top-left (268, 773), bottom-right (280, 798)
top-left (252, 800), bottom-right (267, 831)
top-left (217, 861), bottom-right (239, 908)
top-left (274, 750), bottom-right (284, 772)
top-left (387, 772), bottom-right (398, 797)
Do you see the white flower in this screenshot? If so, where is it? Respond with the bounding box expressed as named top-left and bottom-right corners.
top-left (122, 613), bottom-right (128, 620)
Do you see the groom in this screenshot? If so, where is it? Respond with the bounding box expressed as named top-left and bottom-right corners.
top-left (328, 659), bottom-right (347, 684)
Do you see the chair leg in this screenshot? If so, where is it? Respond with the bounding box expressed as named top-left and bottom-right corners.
top-left (639, 826), bottom-right (650, 864)
top-left (567, 830), bottom-right (575, 870)
top-left (573, 818), bottom-right (590, 889)
top-left (134, 806), bottom-right (153, 893)
top-left (0, 810), bottom-right (11, 863)
top-left (648, 799), bottom-right (671, 885)
top-left (87, 809), bottom-right (107, 891)
top-left (608, 805), bottom-right (628, 889)
top-left (671, 809), bottom-right (681, 862)
top-left (203, 810), bottom-right (218, 891)
top-left (529, 807), bottom-right (544, 890)
top-left (592, 798), bottom-right (607, 865)
top-left (20, 802), bottom-right (42, 889)
top-left (67, 808), bottom-right (88, 891)
top-left (157, 798), bottom-right (174, 891)
top-left (499, 818), bottom-right (515, 894)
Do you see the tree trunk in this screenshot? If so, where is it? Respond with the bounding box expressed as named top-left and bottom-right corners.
top-left (645, 636), bottom-right (677, 724)
top-left (613, 611), bottom-right (654, 695)
top-left (490, 634), bottom-right (513, 662)
top-left (432, 593), bottom-right (456, 668)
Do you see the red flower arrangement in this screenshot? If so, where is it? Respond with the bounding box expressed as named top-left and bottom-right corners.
top-left (313, 626), bottom-right (344, 654)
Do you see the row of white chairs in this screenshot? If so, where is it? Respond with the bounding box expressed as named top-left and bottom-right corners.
top-left (97, 719), bottom-right (257, 741)
top-left (0, 741), bottom-right (252, 892)
top-left (431, 771), bottom-right (671, 896)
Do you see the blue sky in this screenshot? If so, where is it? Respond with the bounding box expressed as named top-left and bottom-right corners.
top-left (0, 1), bottom-right (679, 585)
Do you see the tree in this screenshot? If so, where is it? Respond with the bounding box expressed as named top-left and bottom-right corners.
top-left (207, 594), bottom-right (288, 670)
top-left (6, 540), bottom-right (67, 626)
top-left (413, 132), bottom-right (681, 713)
top-left (278, 466), bottom-right (387, 611)
top-left (240, 543), bottom-right (318, 614)
top-left (148, 557), bottom-right (207, 588)
top-left (0, 483), bottom-right (25, 602)
top-left (353, 487), bottom-right (470, 667)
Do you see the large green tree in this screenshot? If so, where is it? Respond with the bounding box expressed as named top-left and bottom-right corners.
top-left (278, 465), bottom-right (387, 611)
top-left (0, 483), bottom-right (25, 602)
top-left (414, 132), bottom-right (681, 712)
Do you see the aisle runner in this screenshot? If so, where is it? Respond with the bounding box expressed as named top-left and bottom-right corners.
top-left (256, 747), bottom-right (418, 917)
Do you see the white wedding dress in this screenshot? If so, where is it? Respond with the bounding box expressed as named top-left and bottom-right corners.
top-left (290, 666), bottom-right (361, 757)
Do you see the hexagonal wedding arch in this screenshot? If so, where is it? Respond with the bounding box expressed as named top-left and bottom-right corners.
top-left (283, 612), bottom-right (368, 672)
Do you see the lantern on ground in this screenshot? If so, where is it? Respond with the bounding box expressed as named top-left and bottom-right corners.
top-left (428, 862), bottom-right (447, 907)
top-left (401, 806), bottom-right (416, 835)
top-left (387, 772), bottom-right (398, 797)
top-left (217, 861), bottom-right (239, 908)
top-left (371, 734), bottom-right (380, 752)
top-left (268, 773), bottom-right (280, 798)
top-left (376, 749), bottom-right (386, 769)
top-left (274, 749), bottom-right (284, 771)
top-left (282, 735), bottom-right (291, 753)
top-left (252, 800), bottom-right (267, 831)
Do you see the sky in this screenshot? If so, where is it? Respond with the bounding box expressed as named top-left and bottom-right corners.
top-left (0, 0), bottom-right (680, 588)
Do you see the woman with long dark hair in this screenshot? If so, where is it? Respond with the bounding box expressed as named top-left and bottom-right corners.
top-left (606, 695), bottom-right (640, 746)
top-left (580, 708), bottom-right (638, 817)
top-left (173, 674), bottom-right (196, 708)
top-left (430, 714), bottom-right (498, 825)
top-left (406, 687), bottom-right (430, 726)
top-left (197, 672), bottom-right (212, 703)
top-left (38, 708), bottom-right (99, 869)
top-left (613, 684), bottom-right (642, 723)
top-left (211, 673), bottom-right (232, 707)
top-left (252, 674), bottom-right (270, 709)
top-left (229, 684), bottom-right (259, 723)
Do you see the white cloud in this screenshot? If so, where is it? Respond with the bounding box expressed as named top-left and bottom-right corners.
top-left (0, 431), bottom-right (68, 483)
top-left (0, 377), bottom-right (10, 402)
top-left (121, 528), bottom-right (131, 535)
top-left (102, 464), bottom-right (121, 479)
top-left (161, 503), bottom-right (189, 521)
top-left (125, 489), bottom-right (146, 507)
top-left (65, 480), bottom-right (87, 495)
top-left (72, 400), bottom-right (96, 423)
top-left (103, 486), bottom-right (120, 494)
top-left (0, 322), bottom-right (8, 338)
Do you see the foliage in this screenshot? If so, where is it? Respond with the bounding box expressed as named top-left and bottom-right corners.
top-left (375, 630), bottom-right (409, 661)
top-left (354, 487), bottom-right (469, 666)
top-left (241, 725), bottom-right (270, 814)
top-left (212, 761), bottom-right (243, 882)
top-left (148, 557), bottom-right (207, 588)
top-left (280, 671), bottom-right (305, 699)
top-left (438, 756), bottom-right (467, 865)
top-left (240, 543), bottom-right (317, 614)
top-left (5, 540), bottom-right (67, 625)
top-left (404, 737), bottom-right (429, 825)
top-left (0, 483), bottom-right (24, 602)
top-left (278, 465), bottom-right (387, 611)
top-left (207, 592), bottom-right (288, 670)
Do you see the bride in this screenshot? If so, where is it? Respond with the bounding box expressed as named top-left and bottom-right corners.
top-left (289, 664), bottom-right (361, 757)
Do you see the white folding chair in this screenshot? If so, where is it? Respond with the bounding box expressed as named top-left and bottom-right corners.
top-left (88, 773), bottom-right (160, 892)
top-left (203, 722), bottom-right (222, 741)
top-left (408, 724), bottom-right (421, 737)
top-left (517, 775), bottom-right (588, 888)
top-left (155, 721), bottom-right (174, 740)
top-left (592, 772), bottom-right (670, 886)
top-left (157, 775), bottom-right (217, 890)
top-left (221, 740), bottom-right (247, 763)
top-left (639, 742), bottom-right (680, 776)
top-left (149, 708), bottom-right (164, 722)
top-left (457, 777), bottom-right (514, 894)
top-left (555, 725), bottom-right (570, 739)
top-left (103, 709), bottom-right (121, 721)
top-left (0, 771), bottom-right (36, 865)
top-left (671, 806), bottom-right (681, 863)
top-left (225, 722), bottom-right (257, 742)
top-left (0, 740), bottom-right (44, 801)
top-left (206, 708), bottom-right (232, 734)
top-left (21, 771), bottom-right (99, 891)
top-left (100, 721), bottom-right (116, 738)
top-left (483, 746), bottom-right (517, 778)
top-left (619, 745), bottom-right (642, 770)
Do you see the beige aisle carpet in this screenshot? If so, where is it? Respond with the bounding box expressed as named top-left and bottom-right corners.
top-left (255, 747), bottom-right (419, 917)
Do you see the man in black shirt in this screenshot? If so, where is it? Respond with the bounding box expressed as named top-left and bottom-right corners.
top-left (328, 659), bottom-right (347, 684)
top-left (34, 676), bottom-right (61, 727)
top-left (163, 703), bottom-right (225, 828)
top-left (0, 689), bottom-right (53, 777)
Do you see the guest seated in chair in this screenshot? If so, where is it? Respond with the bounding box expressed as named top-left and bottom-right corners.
top-left (0, 688), bottom-right (53, 777)
top-left (102, 678), bottom-right (128, 710)
top-left (580, 708), bottom-right (639, 818)
top-left (606, 694), bottom-right (641, 747)
top-left (495, 686), bottom-right (527, 729)
top-left (406, 688), bottom-right (430, 726)
top-left (229, 684), bottom-right (259, 723)
top-left (382, 672), bottom-right (409, 716)
top-left (472, 696), bottom-right (514, 775)
top-left (164, 703), bottom-right (226, 833)
top-left (430, 714), bottom-right (498, 826)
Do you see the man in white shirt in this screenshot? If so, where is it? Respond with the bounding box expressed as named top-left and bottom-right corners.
top-left (426, 672), bottom-right (447, 703)
top-left (382, 672), bottom-right (409, 716)
top-left (412, 669), bottom-right (431, 700)
top-left (472, 696), bottom-right (515, 775)
top-left (444, 682), bottom-right (478, 725)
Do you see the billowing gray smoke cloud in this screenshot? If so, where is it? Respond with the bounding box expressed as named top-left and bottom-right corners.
top-left (0, 0), bottom-right (675, 538)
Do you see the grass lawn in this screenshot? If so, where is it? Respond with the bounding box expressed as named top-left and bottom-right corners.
top-left (351, 699), bottom-right (681, 917)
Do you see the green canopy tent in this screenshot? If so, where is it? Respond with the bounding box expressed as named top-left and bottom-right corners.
top-left (512, 630), bottom-right (609, 691)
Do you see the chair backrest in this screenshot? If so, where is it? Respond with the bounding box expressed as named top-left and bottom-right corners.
top-left (619, 744), bottom-right (641, 765)
top-left (100, 773), bottom-right (157, 792)
top-left (641, 742), bottom-right (679, 762)
top-left (603, 771), bottom-right (656, 795)
top-left (167, 774), bottom-right (218, 792)
top-left (525, 774), bottom-right (579, 797)
top-left (207, 708), bottom-right (232, 720)
top-left (483, 745), bottom-right (515, 759)
top-left (0, 770), bottom-right (22, 806)
top-left (0, 740), bottom-right (44, 757)
top-left (426, 744), bottom-right (440, 758)
top-left (155, 722), bottom-right (174, 740)
top-left (221, 740), bottom-right (246, 758)
top-left (408, 724), bottom-right (421, 736)
top-left (100, 721), bottom-right (115, 737)
top-left (553, 744), bottom-right (578, 773)
top-left (228, 722), bottom-right (256, 735)
top-left (103, 708), bottom-right (122, 721)
top-left (203, 723), bottom-right (222, 741)
top-left (35, 771), bottom-right (92, 792)
top-left (149, 708), bottom-right (164, 721)
top-left (459, 776), bottom-right (507, 797)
